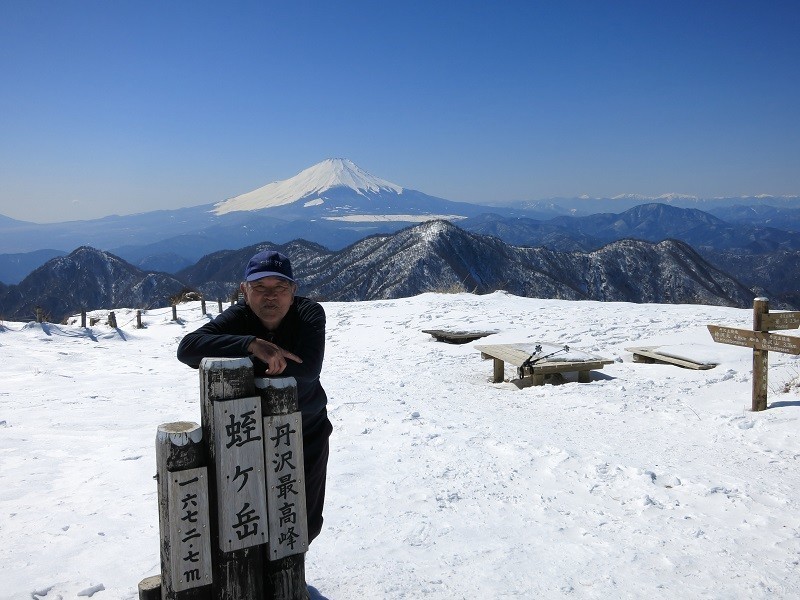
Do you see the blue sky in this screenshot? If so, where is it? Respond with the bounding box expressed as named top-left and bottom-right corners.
top-left (1, 1), bottom-right (799, 223)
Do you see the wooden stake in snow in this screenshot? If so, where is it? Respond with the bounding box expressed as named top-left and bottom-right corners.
top-left (200, 357), bottom-right (265, 598)
top-left (256, 377), bottom-right (308, 598)
top-left (155, 421), bottom-right (213, 599)
top-left (708, 298), bottom-right (800, 411)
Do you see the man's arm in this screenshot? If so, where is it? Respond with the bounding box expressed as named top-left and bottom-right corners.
top-left (177, 302), bottom-right (304, 373)
top-left (176, 304), bottom-right (257, 368)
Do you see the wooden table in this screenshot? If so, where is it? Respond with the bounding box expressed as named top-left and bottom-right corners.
top-left (475, 342), bottom-right (614, 388)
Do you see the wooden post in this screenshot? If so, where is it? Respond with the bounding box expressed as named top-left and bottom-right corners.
top-left (752, 298), bottom-right (769, 412)
top-left (708, 302), bottom-right (800, 412)
top-left (256, 377), bottom-right (308, 600)
top-left (201, 300), bottom-right (207, 316)
top-left (137, 310), bottom-right (143, 329)
top-left (173, 304), bottom-right (178, 322)
top-left (36, 307), bottom-right (43, 323)
top-left (218, 300), bottom-right (223, 314)
top-left (81, 310), bottom-right (87, 328)
top-left (199, 357), bottom-right (264, 600)
top-left (492, 358), bottom-right (503, 383)
top-left (108, 311), bottom-right (117, 328)
top-left (138, 575), bottom-right (162, 600)
top-left (155, 422), bottom-right (212, 600)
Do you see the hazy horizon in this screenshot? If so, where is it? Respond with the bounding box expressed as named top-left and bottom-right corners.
top-left (2, 1), bottom-right (799, 223)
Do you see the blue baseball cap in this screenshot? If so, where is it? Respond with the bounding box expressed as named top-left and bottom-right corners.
top-left (244, 250), bottom-right (295, 283)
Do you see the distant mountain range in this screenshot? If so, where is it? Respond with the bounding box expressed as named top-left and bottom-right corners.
top-left (459, 204), bottom-right (800, 306)
top-left (0, 159), bottom-right (500, 264)
top-left (0, 158), bottom-right (797, 316)
top-left (0, 220), bottom-right (756, 323)
top-left (1, 158), bottom-right (799, 278)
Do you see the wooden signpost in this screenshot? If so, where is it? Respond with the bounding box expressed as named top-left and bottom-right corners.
top-left (213, 395), bottom-right (269, 553)
top-left (155, 422), bottom-right (213, 598)
top-left (142, 358), bottom-right (308, 600)
top-left (708, 298), bottom-right (800, 411)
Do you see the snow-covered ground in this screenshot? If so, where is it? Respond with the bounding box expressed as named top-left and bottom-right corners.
top-left (2, 292), bottom-right (800, 599)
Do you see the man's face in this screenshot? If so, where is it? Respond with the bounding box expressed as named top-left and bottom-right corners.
top-left (242, 276), bottom-right (296, 329)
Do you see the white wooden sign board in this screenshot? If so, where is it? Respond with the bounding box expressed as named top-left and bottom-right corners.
top-left (167, 467), bottom-right (213, 591)
top-left (214, 396), bottom-right (268, 552)
top-left (707, 325), bottom-right (800, 355)
top-left (264, 411), bottom-right (309, 560)
top-left (761, 311), bottom-right (800, 331)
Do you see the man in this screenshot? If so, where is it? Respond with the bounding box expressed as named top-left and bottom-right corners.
top-left (177, 249), bottom-right (332, 543)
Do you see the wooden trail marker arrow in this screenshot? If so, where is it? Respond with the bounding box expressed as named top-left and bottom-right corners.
top-left (761, 311), bottom-right (800, 331)
top-left (708, 298), bottom-right (800, 411)
top-left (707, 325), bottom-right (800, 355)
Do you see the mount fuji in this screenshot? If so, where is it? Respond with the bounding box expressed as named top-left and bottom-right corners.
top-left (213, 158), bottom-right (488, 222)
top-left (0, 159), bottom-right (504, 267)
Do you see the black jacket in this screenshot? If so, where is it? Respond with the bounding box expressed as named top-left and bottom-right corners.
top-left (177, 297), bottom-right (328, 429)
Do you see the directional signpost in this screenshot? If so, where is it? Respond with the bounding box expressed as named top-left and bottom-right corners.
top-left (708, 298), bottom-right (800, 411)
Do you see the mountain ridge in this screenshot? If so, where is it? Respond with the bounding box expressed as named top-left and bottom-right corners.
top-left (180, 220), bottom-right (755, 307)
top-left (0, 221), bottom-right (758, 323)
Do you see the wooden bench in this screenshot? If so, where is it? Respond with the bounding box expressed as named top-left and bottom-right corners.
top-left (625, 346), bottom-right (717, 370)
top-left (422, 329), bottom-right (497, 344)
top-left (475, 342), bottom-right (614, 388)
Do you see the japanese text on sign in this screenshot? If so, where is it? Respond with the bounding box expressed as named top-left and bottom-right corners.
top-left (167, 468), bottom-right (213, 591)
top-left (264, 412), bottom-right (309, 560)
top-left (708, 325), bottom-right (800, 355)
top-left (214, 396), bottom-right (268, 552)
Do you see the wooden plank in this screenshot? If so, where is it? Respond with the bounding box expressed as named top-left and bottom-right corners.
top-left (625, 346), bottom-right (717, 370)
top-left (199, 357), bottom-right (264, 600)
top-left (167, 468), bottom-right (213, 591)
top-left (214, 395), bottom-right (269, 553)
top-left (524, 359), bottom-right (613, 376)
top-left (423, 329), bottom-right (497, 344)
top-left (474, 344), bottom-right (535, 367)
top-left (761, 311), bottom-right (800, 331)
top-left (707, 325), bottom-right (800, 355)
top-left (155, 421), bottom-right (212, 600)
top-left (255, 376), bottom-right (308, 600)
top-left (264, 412), bottom-right (309, 561)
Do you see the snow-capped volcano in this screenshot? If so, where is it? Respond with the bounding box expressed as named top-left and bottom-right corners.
top-left (213, 158), bottom-right (404, 215)
top-left (210, 158), bottom-right (488, 224)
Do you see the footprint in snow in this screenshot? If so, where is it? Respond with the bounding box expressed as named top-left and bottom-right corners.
top-left (32, 586), bottom-right (54, 599)
top-left (78, 584), bottom-right (105, 597)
